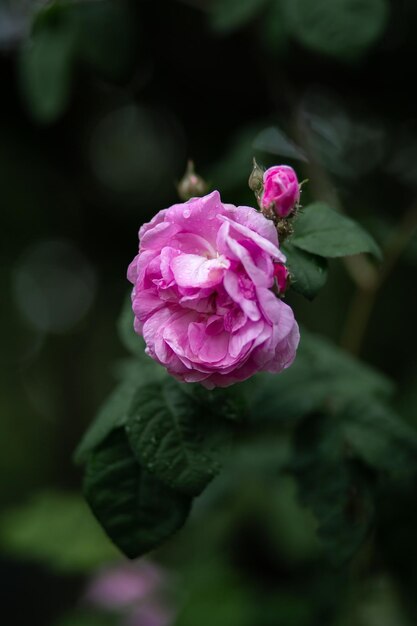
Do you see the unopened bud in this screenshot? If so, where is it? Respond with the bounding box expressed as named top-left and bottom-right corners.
top-left (177, 161), bottom-right (208, 201)
top-left (248, 158), bottom-right (265, 206)
top-left (261, 165), bottom-right (300, 218)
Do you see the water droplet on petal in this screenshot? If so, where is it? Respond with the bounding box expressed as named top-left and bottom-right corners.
top-left (183, 209), bottom-right (191, 218)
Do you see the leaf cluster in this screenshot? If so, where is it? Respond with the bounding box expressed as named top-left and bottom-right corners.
top-left (284, 201), bottom-right (381, 300)
top-left (75, 297), bottom-right (240, 558)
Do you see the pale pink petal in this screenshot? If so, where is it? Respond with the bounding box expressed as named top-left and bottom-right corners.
top-left (226, 237), bottom-right (273, 287)
top-left (170, 232), bottom-right (216, 257)
top-left (165, 191), bottom-right (224, 244)
top-left (132, 290), bottom-right (164, 321)
top-left (219, 214), bottom-right (285, 261)
top-left (229, 320), bottom-right (264, 359)
top-left (160, 247), bottom-right (180, 283)
top-left (138, 208), bottom-right (167, 240)
top-left (224, 203), bottom-right (279, 246)
top-left (171, 253), bottom-right (230, 289)
top-left (188, 322), bottom-right (205, 355)
top-left (140, 221), bottom-right (182, 251)
top-left (198, 331), bottom-right (230, 363)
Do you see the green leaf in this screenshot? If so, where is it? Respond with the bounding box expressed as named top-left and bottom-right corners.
top-left (0, 492), bottom-right (118, 573)
top-left (291, 202), bottom-right (382, 260)
top-left (211, 0), bottom-right (269, 34)
top-left (74, 378), bottom-right (140, 465)
top-left (75, 294), bottom-right (169, 464)
top-left (19, 0), bottom-right (136, 124)
top-left (243, 329), bottom-right (393, 423)
top-left (284, 0), bottom-right (389, 61)
top-left (19, 17), bottom-right (75, 123)
top-left (282, 243), bottom-right (328, 300)
top-left (291, 412), bottom-right (375, 563)
top-left (290, 394), bottom-right (417, 562)
top-left (84, 429), bottom-right (191, 559)
top-left (341, 399), bottom-right (417, 478)
top-left (126, 379), bottom-right (235, 496)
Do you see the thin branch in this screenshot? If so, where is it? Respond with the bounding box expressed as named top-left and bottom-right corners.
top-left (340, 203), bottom-right (417, 355)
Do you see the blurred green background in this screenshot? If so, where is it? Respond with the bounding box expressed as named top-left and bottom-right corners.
top-left (1, 0), bottom-right (417, 625)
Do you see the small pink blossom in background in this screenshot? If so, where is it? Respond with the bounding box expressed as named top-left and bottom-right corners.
top-left (85, 561), bottom-right (174, 626)
top-left (261, 165), bottom-right (300, 218)
top-left (85, 561), bottom-right (167, 610)
top-left (128, 191), bottom-right (299, 388)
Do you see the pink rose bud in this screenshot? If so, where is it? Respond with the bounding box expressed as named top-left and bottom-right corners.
top-left (261, 165), bottom-right (300, 218)
top-left (128, 191), bottom-right (299, 389)
top-left (177, 160), bottom-right (208, 201)
top-left (274, 263), bottom-right (289, 294)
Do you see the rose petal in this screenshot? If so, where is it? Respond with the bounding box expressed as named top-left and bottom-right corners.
top-left (171, 253), bottom-right (229, 289)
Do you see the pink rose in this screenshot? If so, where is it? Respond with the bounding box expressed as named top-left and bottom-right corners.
top-left (127, 191), bottom-right (299, 389)
top-left (261, 165), bottom-right (300, 218)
